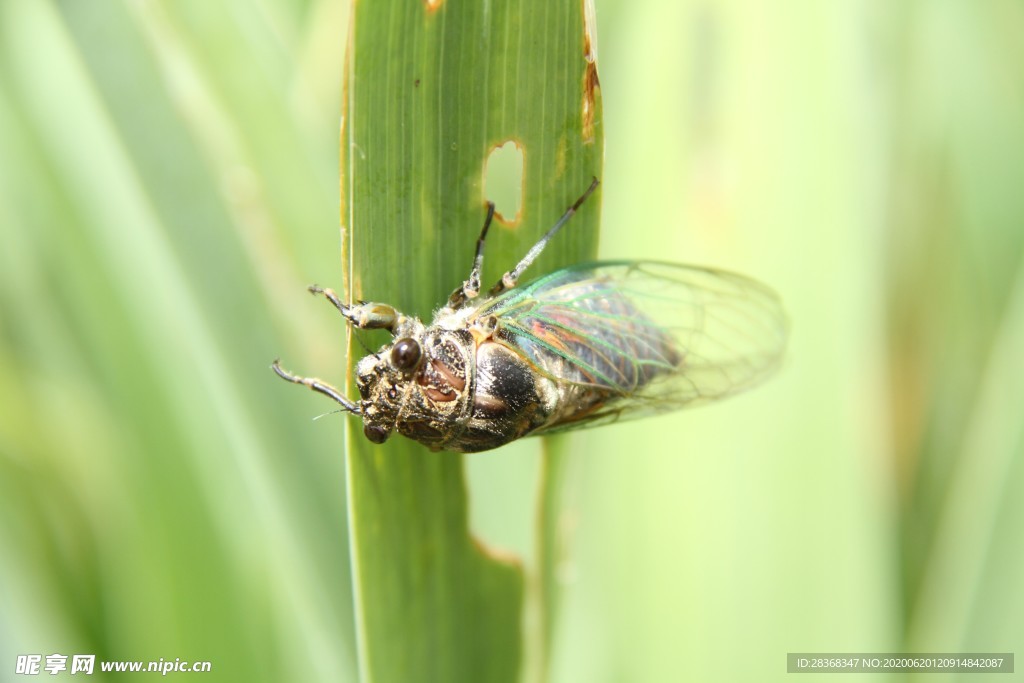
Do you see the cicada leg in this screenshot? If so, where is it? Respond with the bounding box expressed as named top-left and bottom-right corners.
top-left (488, 177), bottom-right (600, 297)
top-left (271, 360), bottom-right (361, 414)
top-left (308, 285), bottom-right (398, 332)
top-left (448, 201), bottom-right (497, 309)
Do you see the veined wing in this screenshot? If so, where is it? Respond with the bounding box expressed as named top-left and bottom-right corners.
top-left (471, 261), bottom-right (787, 432)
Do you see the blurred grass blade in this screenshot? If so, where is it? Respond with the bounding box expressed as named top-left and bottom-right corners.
top-left (1, 1), bottom-right (355, 680)
top-left (341, 2), bottom-right (603, 682)
top-left (906, 254), bottom-right (1024, 649)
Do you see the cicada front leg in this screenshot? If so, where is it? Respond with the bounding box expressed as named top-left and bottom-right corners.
top-left (272, 286), bottom-right (397, 414)
top-left (308, 285), bottom-right (399, 332)
top-left (271, 359), bottom-right (361, 414)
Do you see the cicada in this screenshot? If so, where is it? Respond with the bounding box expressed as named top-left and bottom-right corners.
top-left (273, 179), bottom-right (786, 453)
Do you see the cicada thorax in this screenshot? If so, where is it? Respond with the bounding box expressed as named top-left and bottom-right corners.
top-left (372, 329), bottom-right (474, 450)
top-left (414, 331), bottom-right (468, 401)
top-left (395, 326), bottom-right (550, 453)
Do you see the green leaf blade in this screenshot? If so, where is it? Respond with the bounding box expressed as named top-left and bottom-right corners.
top-left (342, 2), bottom-right (603, 682)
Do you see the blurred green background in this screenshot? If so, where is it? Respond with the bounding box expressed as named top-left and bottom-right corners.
top-left (1, 1), bottom-right (1022, 681)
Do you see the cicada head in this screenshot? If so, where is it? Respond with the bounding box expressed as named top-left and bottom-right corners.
top-left (354, 350), bottom-right (406, 445)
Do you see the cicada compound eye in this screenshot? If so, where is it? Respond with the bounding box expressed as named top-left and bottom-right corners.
top-left (390, 337), bottom-right (422, 371)
top-left (363, 424), bottom-right (389, 444)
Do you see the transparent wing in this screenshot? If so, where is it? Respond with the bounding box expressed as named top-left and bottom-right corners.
top-left (471, 261), bottom-right (787, 432)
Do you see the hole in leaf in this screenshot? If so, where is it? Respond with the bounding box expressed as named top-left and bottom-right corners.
top-left (484, 141), bottom-right (524, 224)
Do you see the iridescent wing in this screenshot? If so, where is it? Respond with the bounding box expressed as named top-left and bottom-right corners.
top-left (470, 261), bottom-right (787, 432)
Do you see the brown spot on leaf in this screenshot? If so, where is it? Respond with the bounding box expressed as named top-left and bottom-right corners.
top-left (581, 61), bottom-right (600, 144)
top-left (422, 0), bottom-right (443, 11)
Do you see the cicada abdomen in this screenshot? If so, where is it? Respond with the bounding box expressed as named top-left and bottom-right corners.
top-left (473, 261), bottom-right (786, 438)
